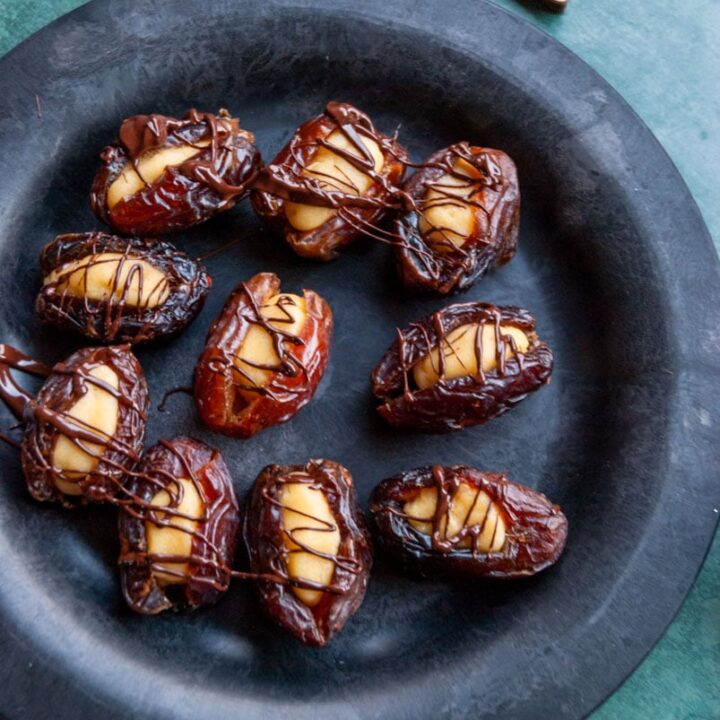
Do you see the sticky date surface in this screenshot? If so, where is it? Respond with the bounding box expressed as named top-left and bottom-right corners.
top-left (118, 436), bottom-right (240, 614)
top-left (251, 101), bottom-right (407, 260)
top-left (243, 459), bottom-right (373, 646)
top-left (194, 272), bottom-right (333, 438)
top-left (394, 143), bottom-right (519, 294)
top-left (20, 345), bottom-right (148, 507)
top-left (371, 465), bottom-right (568, 579)
top-left (371, 301), bottom-right (553, 432)
top-left (36, 232), bottom-right (211, 344)
top-left (91, 109), bottom-right (262, 236)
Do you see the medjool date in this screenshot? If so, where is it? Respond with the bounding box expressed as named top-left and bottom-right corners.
top-left (370, 465), bottom-right (567, 579)
top-left (18, 345), bottom-right (148, 507)
top-left (194, 272), bottom-right (333, 437)
top-left (251, 101), bottom-right (407, 260)
top-left (243, 459), bottom-right (372, 646)
top-left (36, 232), bottom-right (211, 344)
top-left (118, 436), bottom-right (240, 614)
top-left (394, 143), bottom-right (519, 294)
top-left (91, 109), bottom-right (261, 236)
top-left (371, 301), bottom-right (553, 432)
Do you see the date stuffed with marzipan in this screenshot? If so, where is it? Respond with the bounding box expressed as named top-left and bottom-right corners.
top-left (91, 109), bottom-right (262, 236)
top-left (370, 465), bottom-right (567, 579)
top-left (394, 143), bottom-right (519, 294)
top-left (371, 301), bottom-right (553, 432)
top-left (118, 437), bottom-right (240, 614)
top-left (19, 345), bottom-right (148, 507)
top-left (36, 232), bottom-right (211, 344)
top-left (243, 459), bottom-right (372, 646)
top-left (194, 272), bottom-right (332, 437)
top-left (251, 101), bottom-right (407, 260)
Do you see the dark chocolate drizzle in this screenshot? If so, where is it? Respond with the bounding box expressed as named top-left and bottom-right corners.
top-left (251, 103), bottom-right (515, 269)
top-left (118, 438), bottom-right (238, 596)
top-left (202, 280), bottom-right (309, 404)
top-left (158, 386), bottom-right (193, 413)
top-left (257, 468), bottom-right (363, 595)
top-left (370, 465), bottom-right (568, 579)
top-left (117, 108), bottom-right (255, 200)
top-left (0, 345), bottom-right (149, 506)
top-left (252, 101), bottom-right (409, 212)
top-left (0, 344), bottom-right (51, 419)
top-left (395, 304), bottom-right (528, 398)
top-left (385, 465), bottom-right (507, 557)
top-left (37, 233), bottom-right (211, 344)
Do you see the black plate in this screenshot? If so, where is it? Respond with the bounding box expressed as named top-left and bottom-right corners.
top-left (0, 1), bottom-right (718, 718)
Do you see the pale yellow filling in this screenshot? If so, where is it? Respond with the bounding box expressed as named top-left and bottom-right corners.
top-left (234, 292), bottom-right (307, 390)
top-left (412, 322), bottom-right (529, 389)
top-left (145, 477), bottom-right (204, 586)
top-left (45, 253), bottom-right (170, 308)
top-left (418, 157), bottom-right (483, 251)
top-left (281, 480), bottom-right (341, 607)
top-left (107, 139), bottom-right (210, 209)
top-left (285, 129), bottom-right (384, 232)
top-left (404, 482), bottom-right (506, 552)
top-left (52, 364), bottom-right (119, 496)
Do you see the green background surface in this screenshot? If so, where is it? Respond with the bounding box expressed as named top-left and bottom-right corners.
top-left (0, 1), bottom-right (718, 718)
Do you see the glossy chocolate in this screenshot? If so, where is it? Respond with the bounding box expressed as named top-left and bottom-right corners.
top-left (394, 143), bottom-right (519, 294)
top-left (91, 109), bottom-right (262, 235)
top-left (251, 101), bottom-right (408, 260)
top-left (194, 272), bottom-right (333, 438)
top-left (36, 232), bottom-right (211, 344)
top-left (118, 436), bottom-right (241, 614)
top-left (371, 301), bottom-right (554, 432)
top-left (18, 345), bottom-right (148, 507)
top-left (243, 459), bottom-right (372, 646)
top-left (0, 344), bottom-right (51, 421)
top-left (370, 465), bottom-right (568, 579)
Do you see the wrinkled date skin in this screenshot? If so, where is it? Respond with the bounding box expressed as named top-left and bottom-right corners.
top-left (194, 272), bottom-right (333, 438)
top-left (36, 232), bottom-right (211, 344)
top-left (370, 465), bottom-right (568, 579)
top-left (243, 459), bottom-right (373, 646)
top-left (371, 301), bottom-right (553, 432)
top-left (251, 101), bottom-right (408, 260)
top-left (91, 109), bottom-right (262, 236)
top-left (394, 144), bottom-right (519, 294)
top-left (20, 345), bottom-right (148, 507)
top-left (118, 436), bottom-right (241, 614)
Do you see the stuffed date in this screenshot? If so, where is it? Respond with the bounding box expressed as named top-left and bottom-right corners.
top-left (243, 459), bottom-right (372, 646)
top-left (394, 143), bottom-right (519, 294)
top-left (17, 345), bottom-right (148, 507)
top-left (371, 301), bottom-right (553, 432)
top-left (118, 436), bottom-right (240, 614)
top-left (194, 272), bottom-right (332, 437)
top-left (370, 465), bottom-right (567, 579)
top-left (91, 108), bottom-right (261, 236)
top-left (36, 232), bottom-right (211, 344)
top-left (251, 101), bottom-right (407, 260)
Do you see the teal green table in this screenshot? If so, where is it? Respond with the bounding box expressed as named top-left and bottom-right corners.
top-left (1, 1), bottom-right (718, 717)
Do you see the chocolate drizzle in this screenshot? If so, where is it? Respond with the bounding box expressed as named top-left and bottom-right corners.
top-left (117, 109), bottom-right (256, 199)
top-left (371, 301), bottom-right (554, 432)
top-left (91, 109), bottom-right (262, 236)
top-left (0, 344), bottom-right (50, 420)
top-left (370, 465), bottom-right (568, 579)
top-left (194, 272), bottom-right (333, 438)
top-left (118, 436), bottom-right (241, 613)
top-left (394, 143), bottom-right (520, 294)
top-left (7, 345), bottom-right (150, 507)
top-left (243, 459), bottom-right (373, 646)
top-left (36, 233), bottom-right (211, 344)
top-left (250, 101), bottom-right (408, 260)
